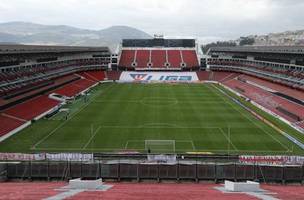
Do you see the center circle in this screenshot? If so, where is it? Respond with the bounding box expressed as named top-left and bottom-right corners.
top-left (140, 97), bottom-right (178, 107)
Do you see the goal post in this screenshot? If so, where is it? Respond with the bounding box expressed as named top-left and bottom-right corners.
top-left (145, 140), bottom-right (176, 153)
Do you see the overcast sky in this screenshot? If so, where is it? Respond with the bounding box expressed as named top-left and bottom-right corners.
top-left (0, 0), bottom-right (303, 42)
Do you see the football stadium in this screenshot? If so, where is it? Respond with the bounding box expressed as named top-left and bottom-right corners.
top-left (1, 1), bottom-right (304, 199)
top-left (0, 38), bottom-right (304, 155)
top-left (0, 37), bottom-right (304, 199)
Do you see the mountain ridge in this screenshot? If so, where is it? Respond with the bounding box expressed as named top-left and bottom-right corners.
top-left (0, 22), bottom-right (152, 51)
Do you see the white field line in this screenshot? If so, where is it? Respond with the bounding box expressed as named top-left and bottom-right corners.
top-left (98, 124), bottom-right (228, 129)
top-left (125, 140), bottom-right (196, 150)
top-left (218, 127), bottom-right (238, 151)
top-left (31, 84), bottom-right (114, 150)
top-left (82, 126), bottom-right (102, 149)
top-left (171, 138), bottom-right (196, 151)
top-left (125, 141), bottom-right (129, 149)
top-left (32, 100), bottom-right (92, 149)
top-left (32, 147), bottom-right (291, 154)
top-left (189, 140), bottom-right (196, 150)
top-left (125, 140), bottom-right (143, 149)
top-left (209, 84), bottom-right (290, 151)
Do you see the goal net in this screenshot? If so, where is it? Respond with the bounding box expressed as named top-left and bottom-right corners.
top-left (145, 140), bottom-right (175, 153)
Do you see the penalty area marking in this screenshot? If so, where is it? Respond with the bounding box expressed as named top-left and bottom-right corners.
top-left (125, 140), bottom-right (196, 151)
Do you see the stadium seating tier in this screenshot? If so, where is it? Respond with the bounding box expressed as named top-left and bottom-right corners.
top-left (119, 49), bottom-right (198, 69)
top-left (0, 115), bottom-right (25, 137)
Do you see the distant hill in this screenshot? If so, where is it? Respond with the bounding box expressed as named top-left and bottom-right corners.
top-left (235, 30), bottom-right (304, 46)
top-left (0, 22), bottom-right (152, 51)
top-left (201, 29), bottom-right (304, 53)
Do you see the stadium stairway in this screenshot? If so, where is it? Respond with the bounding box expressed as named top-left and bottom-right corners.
top-left (239, 74), bottom-right (304, 101)
top-left (77, 70), bottom-right (106, 82)
top-left (4, 95), bottom-right (60, 121)
top-left (224, 78), bottom-right (304, 123)
top-left (196, 71), bottom-right (238, 82)
top-left (54, 70), bottom-right (116, 98)
top-left (0, 114), bottom-right (26, 137)
top-left (211, 72), bottom-right (238, 82)
top-left (53, 78), bottom-right (95, 98)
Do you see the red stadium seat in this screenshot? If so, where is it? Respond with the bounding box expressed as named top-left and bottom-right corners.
top-left (136, 50), bottom-right (150, 68)
top-left (78, 71), bottom-right (106, 82)
top-left (151, 50), bottom-right (166, 68)
top-left (118, 49), bottom-right (199, 70)
top-left (0, 115), bottom-right (25, 137)
top-left (54, 78), bottom-right (95, 97)
top-left (224, 79), bottom-right (304, 122)
top-left (106, 71), bottom-right (121, 81)
top-left (167, 50), bottom-right (182, 68)
top-left (181, 50), bottom-right (199, 67)
top-left (119, 50), bottom-right (136, 67)
top-left (4, 95), bottom-right (60, 121)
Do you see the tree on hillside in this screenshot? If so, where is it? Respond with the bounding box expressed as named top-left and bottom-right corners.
top-left (239, 37), bottom-right (255, 46)
top-left (201, 41), bottom-right (236, 54)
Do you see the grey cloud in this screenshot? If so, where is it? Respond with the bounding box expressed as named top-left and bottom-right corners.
top-left (0, 0), bottom-right (303, 42)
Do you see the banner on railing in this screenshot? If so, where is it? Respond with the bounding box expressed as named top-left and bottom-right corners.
top-left (46, 153), bottom-right (93, 161)
top-left (0, 153), bottom-right (45, 161)
top-left (239, 155), bottom-right (304, 165)
top-left (147, 154), bottom-right (177, 163)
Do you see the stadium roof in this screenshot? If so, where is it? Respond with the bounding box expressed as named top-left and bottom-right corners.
top-left (0, 44), bottom-right (110, 55)
top-left (208, 46), bottom-right (304, 55)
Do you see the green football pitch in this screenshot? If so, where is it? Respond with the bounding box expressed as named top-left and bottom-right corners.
top-left (1, 83), bottom-right (303, 155)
